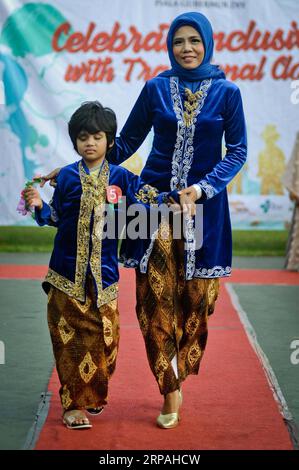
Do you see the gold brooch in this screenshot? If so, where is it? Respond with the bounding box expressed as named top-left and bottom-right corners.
top-left (183, 88), bottom-right (203, 127)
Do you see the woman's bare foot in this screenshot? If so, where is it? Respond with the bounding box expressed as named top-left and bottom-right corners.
top-left (157, 389), bottom-right (182, 429)
top-left (161, 390), bottom-right (180, 415)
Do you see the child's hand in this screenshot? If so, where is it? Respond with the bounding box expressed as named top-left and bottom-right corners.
top-left (23, 187), bottom-right (43, 210)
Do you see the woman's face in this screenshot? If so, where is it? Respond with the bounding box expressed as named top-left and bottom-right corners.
top-left (172, 25), bottom-right (205, 69)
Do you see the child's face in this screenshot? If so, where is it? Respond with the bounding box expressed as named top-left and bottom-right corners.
top-left (76, 130), bottom-right (111, 166)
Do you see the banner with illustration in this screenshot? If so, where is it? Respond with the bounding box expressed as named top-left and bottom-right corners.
top-left (0, 0), bottom-right (298, 227)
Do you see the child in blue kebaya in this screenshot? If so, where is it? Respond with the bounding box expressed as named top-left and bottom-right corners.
top-left (23, 101), bottom-right (174, 430)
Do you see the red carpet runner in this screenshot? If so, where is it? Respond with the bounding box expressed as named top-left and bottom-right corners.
top-left (1, 266), bottom-right (295, 449)
top-left (29, 268), bottom-right (295, 450)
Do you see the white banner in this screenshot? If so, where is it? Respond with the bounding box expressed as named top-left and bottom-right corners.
top-left (0, 0), bottom-right (298, 227)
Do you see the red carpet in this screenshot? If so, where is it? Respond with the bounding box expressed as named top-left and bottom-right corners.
top-left (1, 265), bottom-right (299, 285)
top-left (230, 269), bottom-right (299, 285)
top-left (31, 268), bottom-right (294, 450)
top-left (0, 264), bottom-right (47, 279)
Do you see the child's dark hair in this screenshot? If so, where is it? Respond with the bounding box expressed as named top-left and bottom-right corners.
top-left (68, 101), bottom-right (117, 153)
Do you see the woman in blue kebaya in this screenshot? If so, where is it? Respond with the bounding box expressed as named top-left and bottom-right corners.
top-left (111, 11), bottom-right (247, 429)
top-left (42, 12), bottom-right (247, 429)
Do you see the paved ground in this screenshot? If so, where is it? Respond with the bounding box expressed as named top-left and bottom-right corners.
top-left (232, 284), bottom-right (299, 429)
top-left (0, 253), bottom-right (286, 268)
top-left (0, 279), bottom-right (52, 450)
top-left (0, 254), bottom-right (298, 449)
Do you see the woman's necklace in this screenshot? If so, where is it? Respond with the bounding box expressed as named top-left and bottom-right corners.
top-left (183, 88), bottom-right (203, 127)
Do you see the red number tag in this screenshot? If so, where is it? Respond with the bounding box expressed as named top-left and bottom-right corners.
top-left (106, 185), bottom-right (122, 204)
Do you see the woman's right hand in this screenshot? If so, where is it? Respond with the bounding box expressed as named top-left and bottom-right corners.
top-left (35, 168), bottom-right (61, 188)
top-left (168, 194), bottom-right (196, 217)
top-left (178, 192), bottom-right (197, 217)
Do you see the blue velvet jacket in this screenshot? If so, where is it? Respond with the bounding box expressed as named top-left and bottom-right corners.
top-left (35, 159), bottom-right (168, 307)
top-left (109, 76), bottom-right (247, 279)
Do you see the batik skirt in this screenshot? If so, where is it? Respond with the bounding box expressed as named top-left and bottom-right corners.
top-left (47, 276), bottom-right (119, 411)
top-left (136, 221), bottom-right (220, 395)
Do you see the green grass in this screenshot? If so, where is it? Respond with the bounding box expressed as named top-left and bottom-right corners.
top-left (232, 230), bottom-right (288, 256)
top-left (0, 226), bottom-right (288, 256)
top-left (0, 226), bottom-right (56, 252)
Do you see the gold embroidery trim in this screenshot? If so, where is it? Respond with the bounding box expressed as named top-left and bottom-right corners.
top-left (44, 161), bottom-right (119, 307)
top-left (45, 269), bottom-right (85, 301)
top-left (183, 88), bottom-right (203, 127)
top-left (84, 160), bottom-right (116, 307)
top-left (99, 283), bottom-right (119, 307)
top-left (44, 270), bottom-right (118, 307)
top-left (81, 160), bottom-right (119, 308)
top-left (135, 184), bottom-right (159, 205)
top-left (78, 162), bottom-right (97, 296)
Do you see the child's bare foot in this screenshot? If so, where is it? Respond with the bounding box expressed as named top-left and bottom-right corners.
top-left (62, 409), bottom-right (92, 429)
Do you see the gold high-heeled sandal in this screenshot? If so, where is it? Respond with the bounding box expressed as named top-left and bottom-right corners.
top-left (157, 389), bottom-right (181, 429)
top-left (157, 412), bottom-right (180, 429)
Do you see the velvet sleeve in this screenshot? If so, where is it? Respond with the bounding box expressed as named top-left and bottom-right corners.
top-left (34, 183), bottom-right (62, 227)
top-left (118, 169), bottom-right (172, 267)
top-left (197, 86), bottom-right (247, 200)
top-left (123, 170), bottom-right (170, 208)
top-left (108, 83), bottom-right (153, 165)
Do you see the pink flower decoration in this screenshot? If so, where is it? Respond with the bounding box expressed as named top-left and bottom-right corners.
top-left (16, 196), bottom-right (29, 216)
top-left (17, 177), bottom-right (42, 217)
